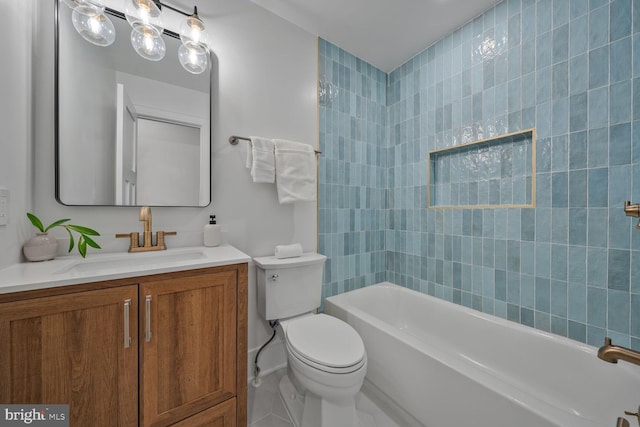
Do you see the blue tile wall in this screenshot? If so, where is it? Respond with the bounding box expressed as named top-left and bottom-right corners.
top-left (319, 0), bottom-right (640, 349)
top-left (428, 131), bottom-right (534, 207)
top-left (318, 39), bottom-right (388, 299)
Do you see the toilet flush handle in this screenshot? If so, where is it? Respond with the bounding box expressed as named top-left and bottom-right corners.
top-left (271, 274), bottom-right (279, 281)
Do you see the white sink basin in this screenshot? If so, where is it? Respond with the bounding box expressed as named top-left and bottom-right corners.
top-left (0, 245), bottom-right (251, 295)
top-left (56, 249), bottom-right (207, 274)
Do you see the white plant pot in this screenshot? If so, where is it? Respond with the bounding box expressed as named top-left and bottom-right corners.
top-left (23, 232), bottom-right (58, 262)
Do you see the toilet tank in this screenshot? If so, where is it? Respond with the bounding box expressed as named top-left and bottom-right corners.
top-left (254, 253), bottom-right (327, 320)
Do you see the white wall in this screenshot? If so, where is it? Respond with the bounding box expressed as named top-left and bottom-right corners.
top-left (0, 0), bottom-right (34, 268)
top-left (208, 0), bottom-right (319, 376)
top-left (3, 0), bottom-right (318, 377)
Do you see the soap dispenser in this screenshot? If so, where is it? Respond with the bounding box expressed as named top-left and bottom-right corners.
top-left (204, 215), bottom-right (222, 247)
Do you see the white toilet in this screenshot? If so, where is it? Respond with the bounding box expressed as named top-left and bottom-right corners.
top-left (254, 253), bottom-right (367, 427)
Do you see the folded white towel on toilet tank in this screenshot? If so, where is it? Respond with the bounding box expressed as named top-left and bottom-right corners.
top-left (274, 243), bottom-right (303, 259)
top-left (273, 139), bottom-right (316, 204)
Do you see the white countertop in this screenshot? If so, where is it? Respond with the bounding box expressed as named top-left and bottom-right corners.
top-left (0, 245), bottom-right (251, 295)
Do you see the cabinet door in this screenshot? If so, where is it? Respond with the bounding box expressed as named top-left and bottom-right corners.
top-left (141, 270), bottom-right (237, 427)
top-left (0, 285), bottom-right (138, 427)
top-left (169, 398), bottom-right (236, 427)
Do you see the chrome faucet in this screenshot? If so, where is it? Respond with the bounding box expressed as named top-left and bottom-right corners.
top-left (597, 337), bottom-right (640, 366)
top-left (116, 206), bottom-right (176, 252)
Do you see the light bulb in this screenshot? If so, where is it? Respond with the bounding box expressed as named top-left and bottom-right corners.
top-left (178, 41), bottom-right (209, 74)
top-left (71, 4), bottom-right (115, 47)
top-left (125, 0), bottom-right (162, 28)
top-left (179, 10), bottom-right (207, 46)
top-left (130, 23), bottom-right (165, 61)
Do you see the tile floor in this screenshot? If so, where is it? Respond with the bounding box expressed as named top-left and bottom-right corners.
top-left (247, 368), bottom-right (293, 427)
top-left (247, 368), bottom-right (421, 427)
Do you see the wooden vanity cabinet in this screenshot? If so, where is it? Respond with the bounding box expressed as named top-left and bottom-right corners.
top-left (0, 263), bottom-right (247, 427)
top-left (140, 269), bottom-right (240, 427)
top-left (0, 285), bottom-right (140, 427)
top-left (168, 398), bottom-right (236, 427)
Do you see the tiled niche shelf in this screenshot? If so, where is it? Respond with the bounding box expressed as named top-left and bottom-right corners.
top-left (428, 129), bottom-right (536, 209)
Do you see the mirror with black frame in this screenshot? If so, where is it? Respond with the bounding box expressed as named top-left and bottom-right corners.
top-left (55, 0), bottom-right (211, 207)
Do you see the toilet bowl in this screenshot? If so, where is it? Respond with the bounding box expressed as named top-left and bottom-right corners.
top-left (280, 314), bottom-right (367, 427)
top-left (254, 253), bottom-right (368, 427)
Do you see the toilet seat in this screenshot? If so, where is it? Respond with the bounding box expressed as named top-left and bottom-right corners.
top-left (286, 341), bottom-right (366, 374)
top-left (284, 314), bottom-right (366, 374)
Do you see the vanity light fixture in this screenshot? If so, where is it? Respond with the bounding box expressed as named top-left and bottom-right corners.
top-left (177, 7), bottom-right (209, 74)
top-left (62, 0), bottom-right (210, 74)
top-left (63, 0), bottom-right (116, 47)
top-left (124, 0), bottom-right (166, 61)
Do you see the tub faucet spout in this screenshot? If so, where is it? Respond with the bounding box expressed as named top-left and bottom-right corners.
top-left (616, 417), bottom-right (630, 427)
top-left (598, 337), bottom-right (640, 366)
top-left (623, 407), bottom-right (640, 426)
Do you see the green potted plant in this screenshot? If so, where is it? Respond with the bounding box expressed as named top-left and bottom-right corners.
top-left (23, 212), bottom-right (101, 261)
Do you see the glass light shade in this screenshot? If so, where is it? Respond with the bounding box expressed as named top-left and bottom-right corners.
top-left (125, 0), bottom-right (162, 28)
top-left (178, 41), bottom-right (209, 74)
top-left (179, 14), bottom-right (207, 45)
top-left (130, 23), bottom-right (166, 61)
top-left (62, 0), bottom-right (105, 10)
top-left (71, 6), bottom-right (115, 47)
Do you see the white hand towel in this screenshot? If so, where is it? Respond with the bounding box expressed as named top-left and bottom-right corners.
top-left (274, 243), bottom-right (303, 259)
top-left (245, 140), bottom-right (253, 169)
top-left (250, 136), bottom-right (275, 183)
top-left (273, 139), bottom-right (317, 204)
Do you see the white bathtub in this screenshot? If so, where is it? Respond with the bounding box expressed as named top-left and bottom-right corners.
top-left (325, 282), bottom-right (640, 427)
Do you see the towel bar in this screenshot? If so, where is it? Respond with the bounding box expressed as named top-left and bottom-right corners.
top-left (229, 135), bottom-right (321, 155)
